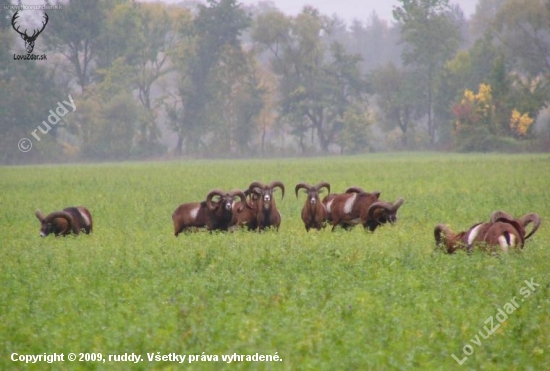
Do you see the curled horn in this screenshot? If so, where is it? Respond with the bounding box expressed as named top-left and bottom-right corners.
top-left (45, 211), bottom-right (74, 234)
top-left (434, 224), bottom-right (453, 248)
top-left (45, 211), bottom-right (73, 224)
top-left (519, 213), bottom-right (541, 240)
top-left (367, 201), bottom-right (393, 220)
top-left (35, 209), bottom-right (46, 222)
top-left (490, 210), bottom-right (514, 223)
top-left (248, 181), bottom-right (265, 195)
top-left (345, 186), bottom-right (365, 194)
top-left (314, 182), bottom-right (330, 194)
top-left (393, 197), bottom-right (404, 211)
top-left (268, 181), bottom-right (285, 199)
top-left (229, 189), bottom-right (247, 212)
top-left (243, 189), bottom-right (257, 209)
top-left (206, 189), bottom-right (225, 211)
top-left (295, 182), bottom-right (312, 198)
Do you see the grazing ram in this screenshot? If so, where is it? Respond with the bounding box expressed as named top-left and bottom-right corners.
top-left (295, 182), bottom-right (331, 231)
top-left (365, 198), bottom-right (405, 231)
top-left (329, 187), bottom-right (381, 231)
top-left (35, 207), bottom-right (93, 237)
top-left (248, 181), bottom-right (285, 230)
top-left (435, 210), bottom-right (541, 254)
top-left (489, 211), bottom-right (541, 240)
top-left (434, 220), bottom-right (526, 254)
top-left (172, 189), bottom-right (246, 236)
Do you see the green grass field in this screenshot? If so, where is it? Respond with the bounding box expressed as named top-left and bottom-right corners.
top-left (1, 153), bottom-right (549, 370)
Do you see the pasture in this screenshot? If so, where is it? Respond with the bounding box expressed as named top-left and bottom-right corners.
top-left (1, 153), bottom-right (549, 370)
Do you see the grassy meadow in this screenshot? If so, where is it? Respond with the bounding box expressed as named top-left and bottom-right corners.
top-left (1, 153), bottom-right (549, 370)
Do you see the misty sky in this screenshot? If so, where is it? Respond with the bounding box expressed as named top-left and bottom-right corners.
top-left (12, 0), bottom-right (480, 24)
top-left (238, 0), bottom-right (480, 23)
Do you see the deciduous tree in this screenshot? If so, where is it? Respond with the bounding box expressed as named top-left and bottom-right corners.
top-left (393, 0), bottom-right (462, 144)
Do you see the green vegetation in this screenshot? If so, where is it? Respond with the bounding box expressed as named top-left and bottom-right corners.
top-left (1, 153), bottom-right (549, 370)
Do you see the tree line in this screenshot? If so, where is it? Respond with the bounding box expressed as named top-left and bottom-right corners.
top-left (1, 0), bottom-right (549, 164)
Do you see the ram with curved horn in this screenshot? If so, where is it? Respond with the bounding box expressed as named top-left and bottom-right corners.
top-left (365, 197), bottom-right (405, 232)
top-left (172, 189), bottom-right (246, 236)
top-left (329, 187), bottom-right (381, 231)
top-left (490, 211), bottom-right (541, 240)
top-left (295, 181), bottom-right (331, 231)
top-left (345, 186), bottom-right (367, 194)
top-left (434, 218), bottom-right (526, 254)
top-left (247, 180), bottom-right (285, 230)
top-left (35, 206), bottom-right (93, 237)
top-left (229, 189), bottom-right (259, 231)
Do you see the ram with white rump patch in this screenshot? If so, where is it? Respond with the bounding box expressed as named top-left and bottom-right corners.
top-left (435, 210), bottom-right (541, 253)
top-left (172, 189), bottom-right (246, 236)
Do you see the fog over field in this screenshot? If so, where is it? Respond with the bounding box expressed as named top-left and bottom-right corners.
top-left (235, 0), bottom-right (479, 22)
top-left (2, 0), bottom-right (548, 164)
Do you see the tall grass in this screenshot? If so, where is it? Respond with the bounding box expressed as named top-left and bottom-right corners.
top-left (1, 153), bottom-right (549, 370)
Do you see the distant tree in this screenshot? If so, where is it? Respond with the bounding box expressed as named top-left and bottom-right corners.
top-left (208, 46), bottom-right (265, 155)
top-left (94, 2), bottom-right (142, 73)
top-left (348, 12), bottom-right (402, 72)
top-left (0, 30), bottom-right (65, 164)
top-left (440, 24), bottom-right (549, 151)
top-left (452, 82), bottom-right (539, 151)
top-left (255, 66), bottom-right (278, 154)
top-left (75, 59), bottom-right (141, 160)
top-left (371, 63), bottom-right (425, 147)
top-left (339, 102), bottom-right (373, 154)
top-left (253, 7), bottom-right (369, 153)
top-left (492, 0), bottom-right (550, 75)
top-left (169, 0), bottom-right (251, 156)
top-left (45, 0), bottom-right (104, 91)
top-left (470, 0), bottom-right (507, 37)
top-left (393, 0), bottom-right (462, 144)
top-left (433, 34), bottom-right (490, 144)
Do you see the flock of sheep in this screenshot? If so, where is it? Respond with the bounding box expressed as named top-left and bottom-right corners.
top-left (171, 181), bottom-right (404, 235)
top-left (34, 180), bottom-right (541, 253)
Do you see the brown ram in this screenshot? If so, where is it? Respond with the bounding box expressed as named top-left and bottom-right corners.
top-left (434, 219), bottom-right (526, 254)
top-left (295, 182), bottom-right (331, 231)
top-left (172, 189), bottom-right (246, 236)
top-left (229, 189), bottom-right (259, 231)
top-left (365, 197), bottom-right (405, 231)
top-left (248, 181), bottom-right (285, 230)
top-left (329, 187), bottom-right (380, 231)
top-left (35, 207), bottom-right (93, 237)
top-left (489, 211), bottom-right (541, 240)
top-left (321, 193), bottom-right (339, 224)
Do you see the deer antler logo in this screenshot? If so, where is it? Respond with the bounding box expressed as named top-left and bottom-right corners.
top-left (11, 11), bottom-right (49, 54)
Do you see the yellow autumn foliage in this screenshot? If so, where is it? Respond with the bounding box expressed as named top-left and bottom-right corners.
top-left (509, 109), bottom-right (533, 136)
top-left (460, 83), bottom-right (493, 120)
